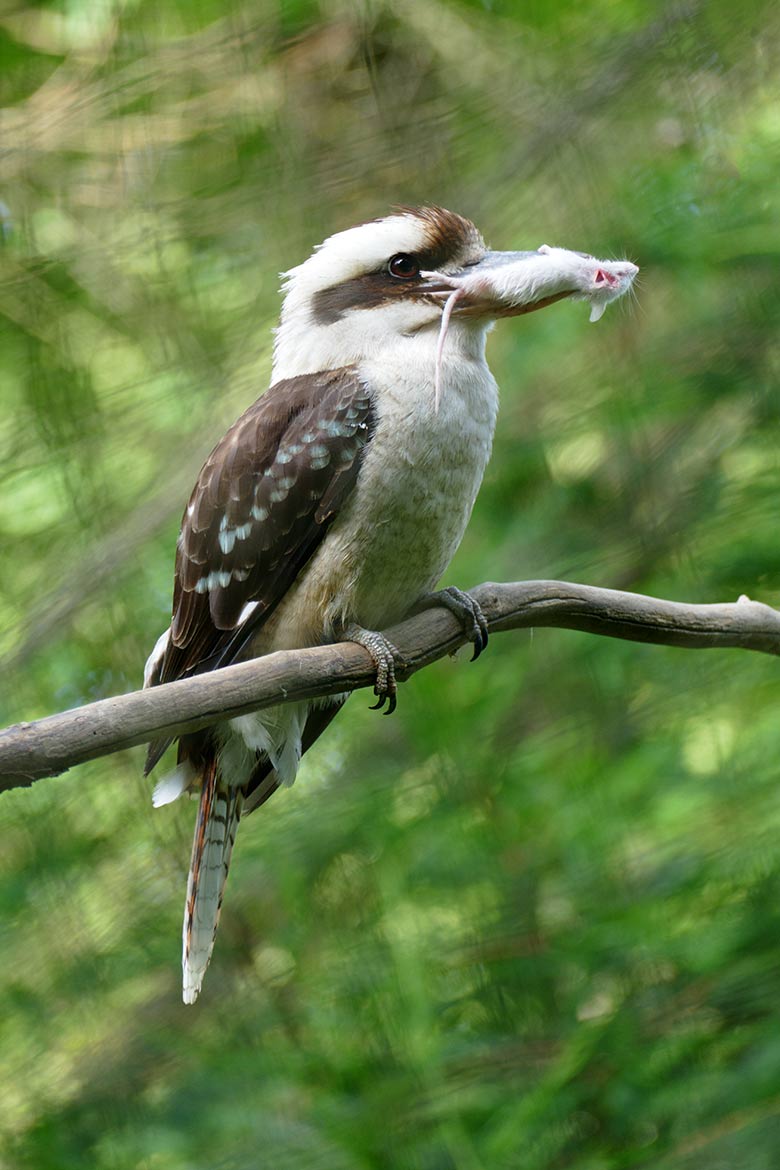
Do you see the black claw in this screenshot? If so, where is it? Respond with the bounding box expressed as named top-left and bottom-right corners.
top-left (471, 618), bottom-right (489, 660)
top-left (369, 686), bottom-right (397, 714)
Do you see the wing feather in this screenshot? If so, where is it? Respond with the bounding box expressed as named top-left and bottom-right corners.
top-left (155, 367), bottom-right (374, 686)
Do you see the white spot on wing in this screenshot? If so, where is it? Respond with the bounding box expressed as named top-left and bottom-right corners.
top-left (238, 600), bottom-right (259, 624)
top-left (194, 569), bottom-right (236, 593)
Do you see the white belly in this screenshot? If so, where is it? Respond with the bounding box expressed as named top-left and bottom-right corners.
top-left (260, 339), bottom-right (499, 649)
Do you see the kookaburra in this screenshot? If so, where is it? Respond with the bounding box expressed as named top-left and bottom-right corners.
top-left (144, 206), bottom-right (637, 1002)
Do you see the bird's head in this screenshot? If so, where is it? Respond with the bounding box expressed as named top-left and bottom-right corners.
top-left (272, 206), bottom-right (637, 393)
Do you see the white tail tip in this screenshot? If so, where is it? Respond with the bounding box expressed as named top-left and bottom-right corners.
top-left (181, 773), bottom-right (243, 1004)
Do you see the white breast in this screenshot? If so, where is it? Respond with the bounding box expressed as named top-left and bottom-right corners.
top-left (261, 321), bottom-right (498, 649)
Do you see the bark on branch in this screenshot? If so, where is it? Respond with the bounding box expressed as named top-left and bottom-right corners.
top-left (2, 579), bottom-right (779, 792)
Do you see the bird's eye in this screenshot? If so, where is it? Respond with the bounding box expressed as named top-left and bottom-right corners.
top-left (388, 254), bottom-right (419, 280)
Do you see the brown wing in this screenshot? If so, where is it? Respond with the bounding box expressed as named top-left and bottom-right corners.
top-left (154, 367), bottom-right (375, 687)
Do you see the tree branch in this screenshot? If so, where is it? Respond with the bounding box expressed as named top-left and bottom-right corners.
top-left (2, 579), bottom-right (779, 792)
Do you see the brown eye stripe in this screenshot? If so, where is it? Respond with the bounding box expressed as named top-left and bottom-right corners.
top-left (312, 271), bottom-right (430, 324)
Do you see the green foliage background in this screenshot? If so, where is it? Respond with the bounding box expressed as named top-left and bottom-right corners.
top-left (2, 1), bottom-right (780, 1166)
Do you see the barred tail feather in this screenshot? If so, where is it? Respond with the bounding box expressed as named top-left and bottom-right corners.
top-left (182, 757), bottom-right (244, 1004)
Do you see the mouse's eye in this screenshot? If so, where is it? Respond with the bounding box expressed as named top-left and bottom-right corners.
top-left (388, 254), bottom-right (419, 279)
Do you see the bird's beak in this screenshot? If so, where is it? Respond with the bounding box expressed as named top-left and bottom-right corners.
top-left (421, 245), bottom-right (638, 412)
top-left (422, 246), bottom-right (639, 323)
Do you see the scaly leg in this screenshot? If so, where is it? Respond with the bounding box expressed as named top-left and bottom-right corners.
top-left (413, 586), bottom-right (489, 661)
top-left (343, 624), bottom-right (404, 714)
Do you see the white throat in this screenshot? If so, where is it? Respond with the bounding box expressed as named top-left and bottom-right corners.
top-left (272, 300), bottom-right (491, 386)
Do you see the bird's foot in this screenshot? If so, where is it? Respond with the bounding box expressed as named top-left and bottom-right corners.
top-left (344, 625), bottom-right (403, 714)
top-left (415, 586), bottom-right (489, 661)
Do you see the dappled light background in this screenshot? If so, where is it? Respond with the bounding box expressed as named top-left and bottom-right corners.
top-left (2, 1), bottom-right (780, 1166)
